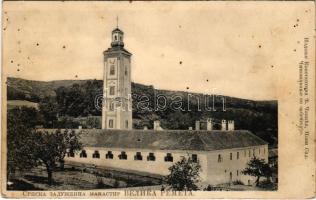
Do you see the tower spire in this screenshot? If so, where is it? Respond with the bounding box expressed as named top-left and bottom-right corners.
top-left (116, 16), bottom-right (119, 28)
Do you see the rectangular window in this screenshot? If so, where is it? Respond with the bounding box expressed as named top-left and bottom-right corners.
top-left (230, 153), bottom-right (233, 160)
top-left (109, 119), bottom-right (114, 128)
top-left (192, 154), bottom-right (198, 163)
top-left (119, 151), bottom-right (127, 160)
top-left (67, 150), bottom-right (75, 157)
top-left (109, 86), bottom-right (115, 95)
top-left (110, 65), bottom-right (115, 75)
top-left (218, 154), bottom-right (223, 163)
top-left (80, 150), bottom-right (87, 158)
top-left (259, 148), bottom-right (261, 155)
top-left (106, 151), bottom-right (114, 159)
top-left (92, 150), bottom-right (100, 159)
top-left (134, 152), bottom-right (143, 161)
top-left (264, 148), bottom-right (266, 154)
top-left (164, 153), bottom-right (173, 162)
top-left (125, 120), bottom-right (128, 129)
top-left (237, 152), bottom-right (239, 160)
top-left (237, 170), bottom-right (239, 176)
top-left (147, 153), bottom-right (156, 161)
top-left (253, 149), bottom-right (255, 157)
top-left (125, 66), bottom-right (128, 76)
top-left (109, 103), bottom-right (115, 111)
top-left (244, 150), bottom-right (246, 157)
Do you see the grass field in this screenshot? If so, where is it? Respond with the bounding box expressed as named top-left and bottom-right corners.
top-left (7, 100), bottom-right (39, 110)
top-left (8, 165), bottom-right (162, 190)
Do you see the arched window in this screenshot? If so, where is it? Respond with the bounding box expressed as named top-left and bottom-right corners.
top-left (125, 120), bottom-right (128, 129)
top-left (125, 66), bottom-right (128, 76)
top-left (110, 65), bottom-right (115, 75)
top-left (109, 119), bottom-right (114, 128)
top-left (147, 153), bottom-right (156, 161)
top-left (109, 102), bottom-right (115, 111)
top-left (218, 154), bottom-right (223, 163)
top-left (109, 86), bottom-right (115, 95)
top-left (106, 151), bottom-right (114, 159)
top-left (67, 150), bottom-right (75, 157)
top-left (134, 152), bottom-right (142, 161)
top-left (114, 35), bottom-right (117, 41)
top-left (164, 153), bottom-right (173, 162)
top-left (92, 150), bottom-right (100, 159)
top-left (118, 151), bottom-right (127, 160)
top-left (192, 154), bottom-right (198, 163)
top-left (80, 150), bottom-right (87, 158)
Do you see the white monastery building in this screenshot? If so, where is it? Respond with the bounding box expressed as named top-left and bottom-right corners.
top-left (64, 25), bottom-right (268, 186)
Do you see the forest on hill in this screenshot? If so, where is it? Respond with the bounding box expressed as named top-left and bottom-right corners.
top-left (7, 77), bottom-right (278, 146)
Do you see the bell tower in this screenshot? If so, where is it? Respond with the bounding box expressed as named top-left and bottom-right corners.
top-left (102, 22), bottom-right (132, 130)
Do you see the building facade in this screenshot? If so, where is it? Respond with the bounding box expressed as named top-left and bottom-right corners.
top-left (65, 129), bottom-right (268, 185)
top-left (101, 27), bottom-right (132, 130)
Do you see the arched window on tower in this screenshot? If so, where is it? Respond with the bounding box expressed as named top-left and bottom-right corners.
top-left (125, 120), bottom-right (128, 129)
top-left (109, 119), bottom-right (114, 128)
top-left (114, 35), bottom-right (117, 41)
top-left (109, 102), bottom-right (115, 111)
top-left (110, 65), bottom-right (115, 75)
top-left (125, 66), bottom-right (128, 76)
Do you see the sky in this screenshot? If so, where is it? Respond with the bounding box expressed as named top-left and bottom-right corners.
top-left (3, 1), bottom-right (314, 100)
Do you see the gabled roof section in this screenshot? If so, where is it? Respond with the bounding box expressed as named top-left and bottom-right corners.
top-left (104, 46), bottom-right (132, 56)
top-left (39, 129), bottom-right (267, 151)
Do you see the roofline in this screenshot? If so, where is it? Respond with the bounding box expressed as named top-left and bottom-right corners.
top-left (38, 128), bottom-right (259, 133)
top-left (78, 144), bottom-right (268, 153)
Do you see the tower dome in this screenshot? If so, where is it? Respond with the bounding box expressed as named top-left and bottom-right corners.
top-left (111, 27), bottom-right (124, 47)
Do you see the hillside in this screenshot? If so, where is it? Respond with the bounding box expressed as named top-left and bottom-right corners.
top-left (7, 77), bottom-right (90, 102)
top-left (6, 77), bottom-right (278, 146)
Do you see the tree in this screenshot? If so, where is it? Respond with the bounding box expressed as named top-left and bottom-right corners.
top-left (39, 97), bottom-right (59, 128)
top-left (7, 107), bottom-right (43, 179)
top-left (165, 156), bottom-right (201, 191)
top-left (58, 129), bottom-right (82, 169)
top-left (165, 111), bottom-right (192, 130)
top-left (242, 157), bottom-right (272, 186)
top-left (34, 129), bottom-right (82, 185)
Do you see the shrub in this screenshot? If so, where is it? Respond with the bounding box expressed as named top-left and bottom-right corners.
top-left (96, 177), bottom-right (105, 189)
top-left (113, 179), bottom-right (120, 188)
top-left (258, 179), bottom-right (276, 190)
top-left (203, 185), bottom-right (223, 191)
top-left (233, 180), bottom-right (244, 185)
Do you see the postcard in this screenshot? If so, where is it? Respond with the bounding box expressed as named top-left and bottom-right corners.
top-left (1, 1), bottom-right (315, 199)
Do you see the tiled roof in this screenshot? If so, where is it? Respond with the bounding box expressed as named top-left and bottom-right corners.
top-left (112, 28), bottom-right (123, 33)
top-left (40, 129), bottom-right (267, 151)
top-left (104, 46), bottom-right (132, 55)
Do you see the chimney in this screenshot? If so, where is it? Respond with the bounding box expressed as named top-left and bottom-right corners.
top-left (221, 120), bottom-right (227, 131)
top-left (195, 121), bottom-right (200, 130)
top-left (206, 118), bottom-right (213, 131)
top-left (143, 126), bottom-right (148, 130)
top-left (154, 120), bottom-right (163, 131)
top-left (228, 120), bottom-right (235, 131)
top-left (188, 127), bottom-right (193, 130)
